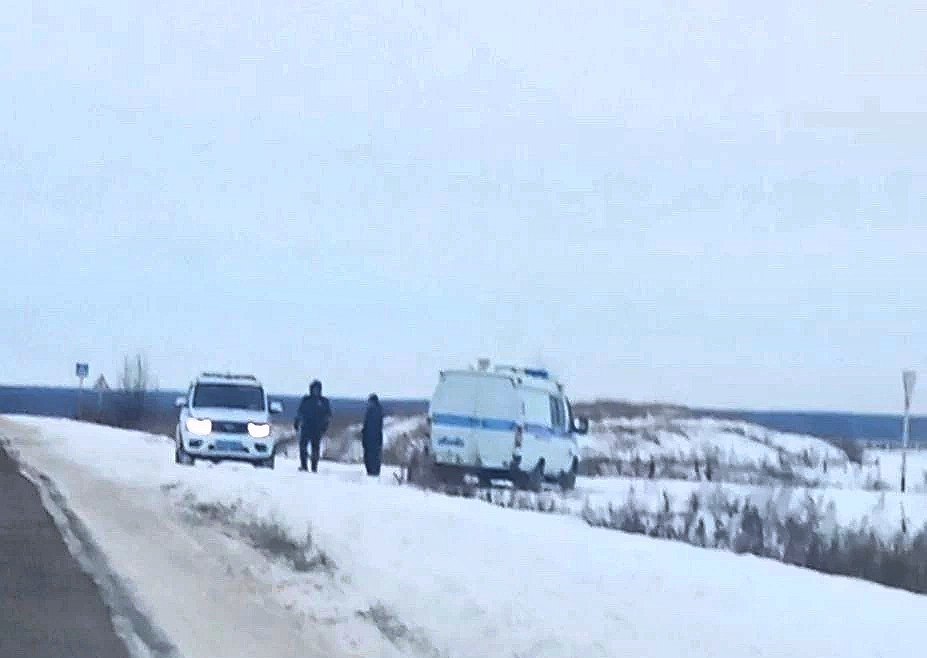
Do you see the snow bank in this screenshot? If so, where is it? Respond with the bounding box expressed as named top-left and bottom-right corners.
top-left (579, 415), bottom-right (880, 489)
top-left (5, 416), bottom-right (927, 658)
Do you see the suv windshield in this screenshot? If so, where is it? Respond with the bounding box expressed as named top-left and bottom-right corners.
top-left (193, 384), bottom-right (265, 411)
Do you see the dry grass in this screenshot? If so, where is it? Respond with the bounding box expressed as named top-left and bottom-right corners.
top-left (186, 500), bottom-right (334, 573)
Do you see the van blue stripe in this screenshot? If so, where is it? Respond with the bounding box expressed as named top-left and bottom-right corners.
top-left (432, 414), bottom-right (518, 432)
top-left (432, 414), bottom-right (570, 438)
top-left (431, 414), bottom-right (479, 429)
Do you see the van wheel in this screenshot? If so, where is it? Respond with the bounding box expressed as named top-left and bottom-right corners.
top-left (433, 464), bottom-right (465, 486)
top-left (559, 459), bottom-right (579, 491)
top-left (255, 455), bottom-right (275, 469)
top-left (514, 459), bottom-right (545, 492)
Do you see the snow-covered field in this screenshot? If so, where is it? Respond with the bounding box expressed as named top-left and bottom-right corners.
top-left (257, 415), bottom-right (926, 537)
top-left (584, 415), bottom-right (873, 487)
top-left (583, 416), bottom-right (848, 465)
top-left (4, 415), bottom-right (927, 658)
top-left (345, 411), bottom-right (927, 495)
top-left (866, 448), bottom-right (927, 491)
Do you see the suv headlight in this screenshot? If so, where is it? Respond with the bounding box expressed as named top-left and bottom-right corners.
top-left (185, 417), bottom-right (212, 436)
top-left (248, 423), bottom-right (271, 439)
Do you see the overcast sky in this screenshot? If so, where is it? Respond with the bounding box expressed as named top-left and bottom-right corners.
top-left (2, 1), bottom-right (926, 412)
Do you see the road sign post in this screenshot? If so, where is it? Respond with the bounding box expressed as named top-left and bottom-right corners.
top-left (901, 370), bottom-right (916, 493)
top-left (75, 363), bottom-right (89, 419)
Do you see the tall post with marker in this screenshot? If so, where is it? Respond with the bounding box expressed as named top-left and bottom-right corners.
top-left (75, 362), bottom-right (89, 419)
top-left (901, 369), bottom-right (916, 493)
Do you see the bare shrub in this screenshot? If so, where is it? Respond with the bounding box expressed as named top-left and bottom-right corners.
top-left (115, 353), bottom-right (151, 429)
top-left (583, 495), bottom-right (649, 535)
top-left (186, 499), bottom-right (333, 573)
top-left (356, 604), bottom-right (440, 657)
top-left (382, 420), bottom-right (428, 466)
top-left (733, 503), bottom-right (766, 556)
top-left (864, 476), bottom-right (892, 492)
top-left (829, 437), bottom-right (865, 465)
top-left (579, 486), bottom-right (927, 596)
top-left (236, 517), bottom-right (332, 572)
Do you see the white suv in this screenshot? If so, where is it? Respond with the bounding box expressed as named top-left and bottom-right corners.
top-left (175, 373), bottom-right (283, 469)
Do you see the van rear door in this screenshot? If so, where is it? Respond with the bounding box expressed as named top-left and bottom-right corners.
top-left (429, 372), bottom-right (480, 466)
top-left (472, 374), bottom-right (520, 470)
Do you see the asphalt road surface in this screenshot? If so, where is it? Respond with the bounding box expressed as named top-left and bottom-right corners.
top-left (0, 444), bottom-right (130, 658)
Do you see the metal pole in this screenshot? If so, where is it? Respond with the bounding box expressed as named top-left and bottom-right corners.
top-left (902, 370), bottom-right (917, 493)
top-left (78, 375), bottom-right (85, 419)
top-left (902, 410), bottom-right (909, 493)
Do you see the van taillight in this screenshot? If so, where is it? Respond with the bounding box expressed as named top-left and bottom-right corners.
top-left (514, 426), bottom-right (523, 448)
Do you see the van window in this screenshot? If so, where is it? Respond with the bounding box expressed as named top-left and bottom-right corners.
top-left (431, 374), bottom-right (480, 417)
top-left (523, 389), bottom-right (552, 428)
top-left (550, 396), bottom-right (567, 433)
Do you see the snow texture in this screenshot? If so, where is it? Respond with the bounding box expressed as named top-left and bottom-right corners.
top-left (4, 415), bottom-right (927, 658)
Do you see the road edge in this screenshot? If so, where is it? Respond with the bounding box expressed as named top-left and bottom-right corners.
top-left (1, 434), bottom-right (183, 658)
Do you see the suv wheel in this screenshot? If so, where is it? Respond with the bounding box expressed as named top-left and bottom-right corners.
top-left (175, 437), bottom-right (195, 466)
top-left (255, 455), bottom-right (275, 469)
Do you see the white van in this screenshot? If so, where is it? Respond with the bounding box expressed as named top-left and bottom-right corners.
top-left (426, 363), bottom-right (589, 490)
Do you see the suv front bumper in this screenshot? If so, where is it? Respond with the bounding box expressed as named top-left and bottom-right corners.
top-left (182, 432), bottom-right (274, 461)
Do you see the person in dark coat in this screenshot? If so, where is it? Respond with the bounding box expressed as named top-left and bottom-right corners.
top-left (361, 394), bottom-right (384, 476)
top-left (294, 380), bottom-right (331, 472)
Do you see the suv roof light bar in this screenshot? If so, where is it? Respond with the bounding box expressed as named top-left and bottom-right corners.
top-left (200, 372), bottom-right (258, 381)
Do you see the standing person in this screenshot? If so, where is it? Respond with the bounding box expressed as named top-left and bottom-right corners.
top-left (361, 394), bottom-right (384, 476)
top-left (294, 380), bottom-right (331, 473)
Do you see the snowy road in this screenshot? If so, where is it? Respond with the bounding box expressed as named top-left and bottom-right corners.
top-left (3, 415), bottom-right (927, 658)
top-left (1, 418), bottom-right (338, 658)
top-left (0, 444), bottom-right (133, 658)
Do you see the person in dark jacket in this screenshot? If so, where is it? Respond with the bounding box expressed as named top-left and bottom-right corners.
top-left (361, 394), bottom-right (384, 476)
top-left (294, 380), bottom-right (331, 472)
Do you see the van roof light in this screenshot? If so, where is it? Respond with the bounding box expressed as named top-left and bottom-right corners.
top-left (523, 368), bottom-right (549, 379)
